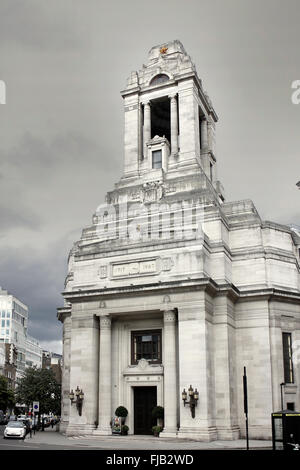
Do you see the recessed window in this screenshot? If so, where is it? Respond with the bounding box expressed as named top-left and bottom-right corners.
top-left (150, 74), bottom-right (169, 86)
top-left (282, 332), bottom-right (294, 384)
top-left (131, 330), bottom-right (162, 364)
top-left (152, 150), bottom-right (162, 169)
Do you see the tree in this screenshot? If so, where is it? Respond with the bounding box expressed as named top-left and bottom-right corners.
top-left (0, 375), bottom-right (15, 412)
top-left (15, 367), bottom-right (61, 416)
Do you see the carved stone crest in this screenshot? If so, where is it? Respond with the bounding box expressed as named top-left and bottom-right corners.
top-left (142, 181), bottom-right (164, 203)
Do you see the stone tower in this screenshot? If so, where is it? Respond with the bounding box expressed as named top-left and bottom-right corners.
top-left (58, 40), bottom-right (300, 441)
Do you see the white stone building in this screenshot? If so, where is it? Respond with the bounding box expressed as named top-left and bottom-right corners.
top-left (58, 40), bottom-right (300, 440)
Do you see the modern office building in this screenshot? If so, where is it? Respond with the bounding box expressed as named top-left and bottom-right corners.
top-left (0, 287), bottom-right (42, 381)
top-left (58, 40), bottom-right (300, 440)
top-left (25, 336), bottom-right (43, 369)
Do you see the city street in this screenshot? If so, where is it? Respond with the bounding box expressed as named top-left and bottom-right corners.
top-left (0, 425), bottom-right (272, 451)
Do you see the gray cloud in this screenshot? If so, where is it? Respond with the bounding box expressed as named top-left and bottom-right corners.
top-left (0, 0), bottom-right (299, 351)
top-left (0, 0), bottom-right (83, 50)
top-left (0, 203), bottom-right (41, 232)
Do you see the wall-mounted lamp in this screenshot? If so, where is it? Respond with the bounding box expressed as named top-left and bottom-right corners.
top-left (69, 386), bottom-right (84, 416)
top-left (182, 385), bottom-right (199, 418)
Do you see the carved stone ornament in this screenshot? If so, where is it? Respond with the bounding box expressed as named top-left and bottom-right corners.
top-left (99, 265), bottom-right (107, 279)
top-left (137, 358), bottom-right (149, 370)
top-left (142, 181), bottom-right (164, 203)
top-left (161, 258), bottom-right (174, 271)
top-left (164, 310), bottom-right (176, 323)
top-left (100, 315), bottom-right (111, 329)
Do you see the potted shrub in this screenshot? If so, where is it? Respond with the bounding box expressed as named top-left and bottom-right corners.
top-left (152, 425), bottom-right (163, 437)
top-left (115, 406), bottom-right (128, 424)
top-left (152, 406), bottom-right (164, 428)
top-left (121, 424), bottom-right (129, 435)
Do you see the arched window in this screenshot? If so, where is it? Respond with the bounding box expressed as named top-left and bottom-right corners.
top-left (150, 74), bottom-right (169, 86)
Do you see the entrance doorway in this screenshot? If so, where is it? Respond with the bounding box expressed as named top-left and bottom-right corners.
top-left (134, 386), bottom-right (157, 435)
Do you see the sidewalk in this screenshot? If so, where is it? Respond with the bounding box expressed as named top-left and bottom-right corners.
top-left (25, 427), bottom-right (273, 450)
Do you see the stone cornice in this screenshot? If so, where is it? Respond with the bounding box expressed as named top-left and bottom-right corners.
top-left (62, 276), bottom-right (220, 303)
top-left (238, 287), bottom-right (300, 304)
top-left (57, 307), bottom-right (71, 323)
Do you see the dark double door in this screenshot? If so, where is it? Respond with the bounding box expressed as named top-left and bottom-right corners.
top-left (134, 387), bottom-right (157, 435)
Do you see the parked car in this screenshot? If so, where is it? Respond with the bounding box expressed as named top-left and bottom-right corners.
top-left (17, 415), bottom-right (27, 421)
top-left (0, 411), bottom-right (8, 425)
top-left (3, 421), bottom-right (26, 440)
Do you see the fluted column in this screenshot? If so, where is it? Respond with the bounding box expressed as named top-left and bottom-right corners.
top-left (169, 94), bottom-right (179, 155)
top-left (143, 101), bottom-right (151, 158)
top-left (161, 310), bottom-right (177, 437)
top-left (97, 315), bottom-right (112, 435)
top-left (200, 117), bottom-right (208, 150)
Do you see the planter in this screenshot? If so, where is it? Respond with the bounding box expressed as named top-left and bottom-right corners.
top-left (152, 425), bottom-right (162, 437)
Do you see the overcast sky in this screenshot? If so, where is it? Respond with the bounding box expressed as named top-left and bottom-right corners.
top-left (0, 0), bottom-right (299, 354)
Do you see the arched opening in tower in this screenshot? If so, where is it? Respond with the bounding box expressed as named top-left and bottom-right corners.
top-left (150, 97), bottom-right (170, 143)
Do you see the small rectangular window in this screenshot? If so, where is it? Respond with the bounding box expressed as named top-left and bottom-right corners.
top-left (152, 150), bottom-right (162, 169)
top-left (282, 332), bottom-right (294, 384)
top-left (131, 330), bottom-right (162, 364)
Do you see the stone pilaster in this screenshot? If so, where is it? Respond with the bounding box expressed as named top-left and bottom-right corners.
top-left (161, 310), bottom-right (178, 437)
top-left (94, 315), bottom-right (112, 435)
top-left (66, 313), bottom-right (99, 436)
top-left (169, 94), bottom-right (178, 155)
top-left (59, 313), bottom-right (71, 434)
top-left (143, 101), bottom-right (151, 159)
top-left (177, 301), bottom-right (217, 441)
top-left (213, 295), bottom-right (240, 440)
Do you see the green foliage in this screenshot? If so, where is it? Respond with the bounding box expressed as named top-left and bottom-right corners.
top-left (152, 425), bottom-right (163, 435)
top-left (121, 425), bottom-right (129, 435)
top-left (115, 406), bottom-right (128, 418)
top-left (0, 375), bottom-right (15, 411)
top-left (15, 367), bottom-right (61, 415)
top-left (151, 405), bottom-right (164, 419)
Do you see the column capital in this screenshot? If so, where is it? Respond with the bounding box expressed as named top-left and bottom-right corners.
top-left (164, 309), bottom-right (177, 323)
top-left (142, 100), bottom-right (151, 107)
top-left (168, 93), bottom-right (177, 101)
top-left (100, 315), bottom-right (111, 329)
